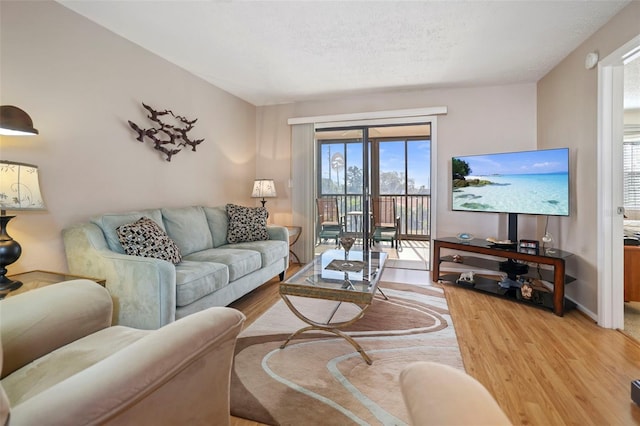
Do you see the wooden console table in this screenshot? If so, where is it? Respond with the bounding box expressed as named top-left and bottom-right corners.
top-left (432, 237), bottom-right (575, 316)
top-left (2, 270), bottom-right (106, 300)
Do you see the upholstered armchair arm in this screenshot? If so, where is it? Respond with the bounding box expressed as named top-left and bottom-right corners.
top-left (400, 361), bottom-right (512, 426)
top-left (9, 307), bottom-right (246, 426)
top-left (63, 223), bottom-right (177, 330)
top-left (0, 280), bottom-right (112, 379)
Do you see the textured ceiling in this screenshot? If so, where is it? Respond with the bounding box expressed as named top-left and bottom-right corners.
top-left (57, 0), bottom-right (633, 107)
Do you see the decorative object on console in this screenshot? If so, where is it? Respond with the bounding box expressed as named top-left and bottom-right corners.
top-left (498, 275), bottom-right (521, 289)
top-left (251, 179), bottom-right (277, 207)
top-left (0, 161), bottom-right (46, 292)
top-left (541, 215), bottom-right (557, 254)
top-left (541, 232), bottom-right (554, 253)
top-left (486, 237), bottom-right (517, 248)
top-left (516, 278), bottom-right (553, 307)
top-left (128, 102), bottom-right (204, 162)
top-left (456, 232), bottom-right (473, 242)
top-left (0, 105), bottom-right (38, 136)
top-left (519, 239), bottom-right (539, 254)
top-left (456, 271), bottom-right (475, 284)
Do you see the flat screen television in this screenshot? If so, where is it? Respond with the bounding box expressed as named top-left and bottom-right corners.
top-left (452, 147), bottom-right (569, 242)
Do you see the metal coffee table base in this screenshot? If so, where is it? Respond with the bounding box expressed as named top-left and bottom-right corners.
top-left (279, 294), bottom-right (373, 365)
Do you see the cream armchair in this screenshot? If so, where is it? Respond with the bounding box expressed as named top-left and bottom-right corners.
top-left (400, 361), bottom-right (512, 426)
top-left (0, 280), bottom-right (245, 425)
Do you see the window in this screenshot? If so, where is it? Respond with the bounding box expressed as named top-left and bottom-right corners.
top-left (318, 139), bottom-right (363, 196)
top-left (624, 141), bottom-right (640, 209)
top-left (377, 138), bottom-right (430, 196)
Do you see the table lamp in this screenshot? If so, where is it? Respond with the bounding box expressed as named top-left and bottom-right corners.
top-left (0, 161), bottom-right (46, 291)
top-left (0, 105), bottom-right (39, 136)
top-left (251, 179), bottom-right (277, 207)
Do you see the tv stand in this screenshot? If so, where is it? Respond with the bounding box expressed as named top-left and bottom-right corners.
top-left (499, 258), bottom-right (529, 278)
top-left (432, 237), bottom-right (576, 316)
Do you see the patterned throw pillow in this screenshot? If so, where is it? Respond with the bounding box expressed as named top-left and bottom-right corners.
top-left (116, 217), bottom-right (182, 264)
top-left (226, 204), bottom-right (269, 243)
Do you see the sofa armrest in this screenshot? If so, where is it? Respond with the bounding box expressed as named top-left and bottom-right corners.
top-left (9, 307), bottom-right (246, 426)
top-left (267, 224), bottom-right (288, 243)
top-left (0, 280), bottom-right (112, 379)
top-left (63, 223), bottom-right (177, 330)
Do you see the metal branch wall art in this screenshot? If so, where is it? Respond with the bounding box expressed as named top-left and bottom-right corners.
top-left (128, 103), bottom-right (205, 162)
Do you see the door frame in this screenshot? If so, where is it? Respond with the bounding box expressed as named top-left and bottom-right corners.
top-left (597, 34), bottom-right (640, 328)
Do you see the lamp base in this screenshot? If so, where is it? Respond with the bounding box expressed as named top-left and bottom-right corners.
top-left (0, 214), bottom-right (23, 294)
top-left (0, 275), bottom-right (22, 293)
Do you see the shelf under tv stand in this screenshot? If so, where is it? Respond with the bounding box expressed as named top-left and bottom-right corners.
top-left (432, 237), bottom-right (576, 316)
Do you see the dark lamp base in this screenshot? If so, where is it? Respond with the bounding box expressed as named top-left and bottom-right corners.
top-left (0, 214), bottom-right (23, 294)
top-left (0, 276), bottom-right (22, 293)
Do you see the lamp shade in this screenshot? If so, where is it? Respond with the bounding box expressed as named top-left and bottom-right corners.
top-left (0, 161), bottom-right (46, 211)
top-left (0, 106), bottom-right (39, 136)
top-left (251, 179), bottom-right (277, 199)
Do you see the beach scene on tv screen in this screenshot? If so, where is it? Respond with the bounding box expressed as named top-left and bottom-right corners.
top-left (452, 149), bottom-right (569, 216)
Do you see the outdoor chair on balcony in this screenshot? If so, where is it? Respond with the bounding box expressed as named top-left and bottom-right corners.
top-left (371, 197), bottom-right (401, 250)
top-left (316, 197), bottom-right (344, 246)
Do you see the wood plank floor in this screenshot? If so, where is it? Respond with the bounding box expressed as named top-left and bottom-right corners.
top-left (230, 265), bottom-right (640, 425)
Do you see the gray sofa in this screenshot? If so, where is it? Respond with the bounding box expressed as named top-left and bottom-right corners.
top-left (63, 205), bottom-right (289, 329)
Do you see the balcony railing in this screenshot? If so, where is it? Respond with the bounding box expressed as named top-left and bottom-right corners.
top-left (321, 194), bottom-right (431, 240)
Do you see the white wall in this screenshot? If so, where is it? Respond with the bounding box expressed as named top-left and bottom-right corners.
top-left (537, 1), bottom-right (640, 314)
top-left (258, 83), bottom-right (538, 259)
top-left (0, 1), bottom-right (257, 273)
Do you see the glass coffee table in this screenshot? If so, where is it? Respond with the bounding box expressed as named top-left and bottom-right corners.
top-left (279, 249), bottom-right (387, 364)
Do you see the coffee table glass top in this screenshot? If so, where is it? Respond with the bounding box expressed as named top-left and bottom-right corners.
top-left (281, 250), bottom-right (387, 304)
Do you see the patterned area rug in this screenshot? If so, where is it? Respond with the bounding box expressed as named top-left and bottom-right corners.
top-left (230, 280), bottom-right (463, 425)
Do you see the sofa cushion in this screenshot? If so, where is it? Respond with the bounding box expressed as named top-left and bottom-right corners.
top-left (91, 209), bottom-right (164, 254)
top-left (161, 206), bottom-right (213, 256)
top-left (174, 261), bottom-right (229, 307)
top-left (116, 217), bottom-right (182, 264)
top-left (183, 248), bottom-right (261, 282)
top-left (224, 240), bottom-right (288, 267)
top-left (203, 206), bottom-right (229, 248)
top-left (226, 204), bottom-right (269, 244)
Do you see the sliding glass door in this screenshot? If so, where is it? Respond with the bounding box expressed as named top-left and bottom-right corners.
top-left (315, 123), bottom-right (431, 258)
top-left (315, 128), bottom-right (369, 251)
top-left (372, 135), bottom-right (431, 240)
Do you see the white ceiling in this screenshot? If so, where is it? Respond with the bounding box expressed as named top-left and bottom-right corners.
top-left (57, 0), bottom-right (634, 107)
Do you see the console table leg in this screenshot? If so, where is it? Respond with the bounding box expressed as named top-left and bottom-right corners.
top-left (553, 260), bottom-right (565, 316)
top-left (432, 242), bottom-right (441, 282)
